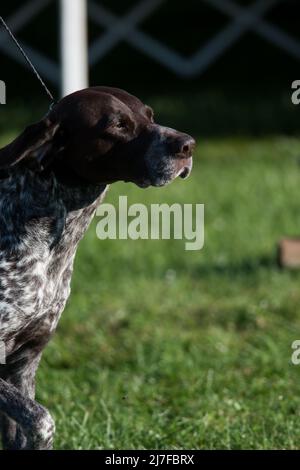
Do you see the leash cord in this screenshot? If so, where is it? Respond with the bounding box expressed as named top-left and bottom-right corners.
top-left (0, 15), bottom-right (56, 104)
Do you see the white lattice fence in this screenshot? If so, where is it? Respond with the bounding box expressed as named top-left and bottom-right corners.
top-left (0, 0), bottom-right (299, 96)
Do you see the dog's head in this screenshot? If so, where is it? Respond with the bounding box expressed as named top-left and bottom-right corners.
top-left (0, 87), bottom-right (195, 188)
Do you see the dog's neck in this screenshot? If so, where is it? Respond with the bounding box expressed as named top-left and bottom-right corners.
top-left (0, 168), bottom-right (108, 252)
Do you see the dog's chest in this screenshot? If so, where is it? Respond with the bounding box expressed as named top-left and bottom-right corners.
top-left (0, 206), bottom-right (96, 341)
top-left (0, 171), bottom-right (106, 345)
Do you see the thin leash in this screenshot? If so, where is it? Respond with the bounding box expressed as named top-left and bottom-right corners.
top-left (0, 15), bottom-right (56, 108)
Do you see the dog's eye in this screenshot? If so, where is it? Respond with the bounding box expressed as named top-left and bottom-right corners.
top-left (115, 120), bottom-right (127, 130)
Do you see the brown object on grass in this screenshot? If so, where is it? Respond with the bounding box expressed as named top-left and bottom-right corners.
top-left (278, 238), bottom-right (300, 268)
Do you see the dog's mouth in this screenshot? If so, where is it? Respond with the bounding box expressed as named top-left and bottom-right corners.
top-left (135, 156), bottom-right (193, 189)
top-left (178, 167), bottom-right (190, 179)
top-left (177, 157), bottom-right (193, 180)
top-left (165, 156), bottom-right (193, 185)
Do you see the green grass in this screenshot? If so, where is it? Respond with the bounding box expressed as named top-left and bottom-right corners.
top-left (1, 100), bottom-right (300, 449)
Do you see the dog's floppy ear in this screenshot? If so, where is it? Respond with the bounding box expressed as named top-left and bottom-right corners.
top-left (0, 118), bottom-right (60, 170)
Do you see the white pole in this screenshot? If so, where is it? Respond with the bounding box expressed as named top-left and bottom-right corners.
top-left (60, 0), bottom-right (88, 97)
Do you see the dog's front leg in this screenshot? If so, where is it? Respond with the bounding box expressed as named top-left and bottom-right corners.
top-left (0, 364), bottom-right (38, 450)
top-left (0, 378), bottom-right (55, 450)
top-left (0, 412), bottom-right (20, 449)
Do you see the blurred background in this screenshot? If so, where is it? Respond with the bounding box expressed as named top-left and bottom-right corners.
top-left (1, 0), bottom-right (300, 450)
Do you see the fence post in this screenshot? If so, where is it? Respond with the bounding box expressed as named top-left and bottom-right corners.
top-left (60, 0), bottom-right (88, 97)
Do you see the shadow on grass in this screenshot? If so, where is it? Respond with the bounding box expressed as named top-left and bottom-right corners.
top-left (185, 254), bottom-right (281, 279)
top-left (146, 90), bottom-right (299, 138)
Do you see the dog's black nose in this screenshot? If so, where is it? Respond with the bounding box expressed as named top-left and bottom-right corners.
top-left (180, 137), bottom-right (196, 156)
top-left (170, 135), bottom-right (195, 157)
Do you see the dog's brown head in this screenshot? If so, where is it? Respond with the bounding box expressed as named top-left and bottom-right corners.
top-left (0, 87), bottom-right (195, 188)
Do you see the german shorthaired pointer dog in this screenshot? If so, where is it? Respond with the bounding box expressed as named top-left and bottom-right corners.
top-left (0, 87), bottom-right (195, 450)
